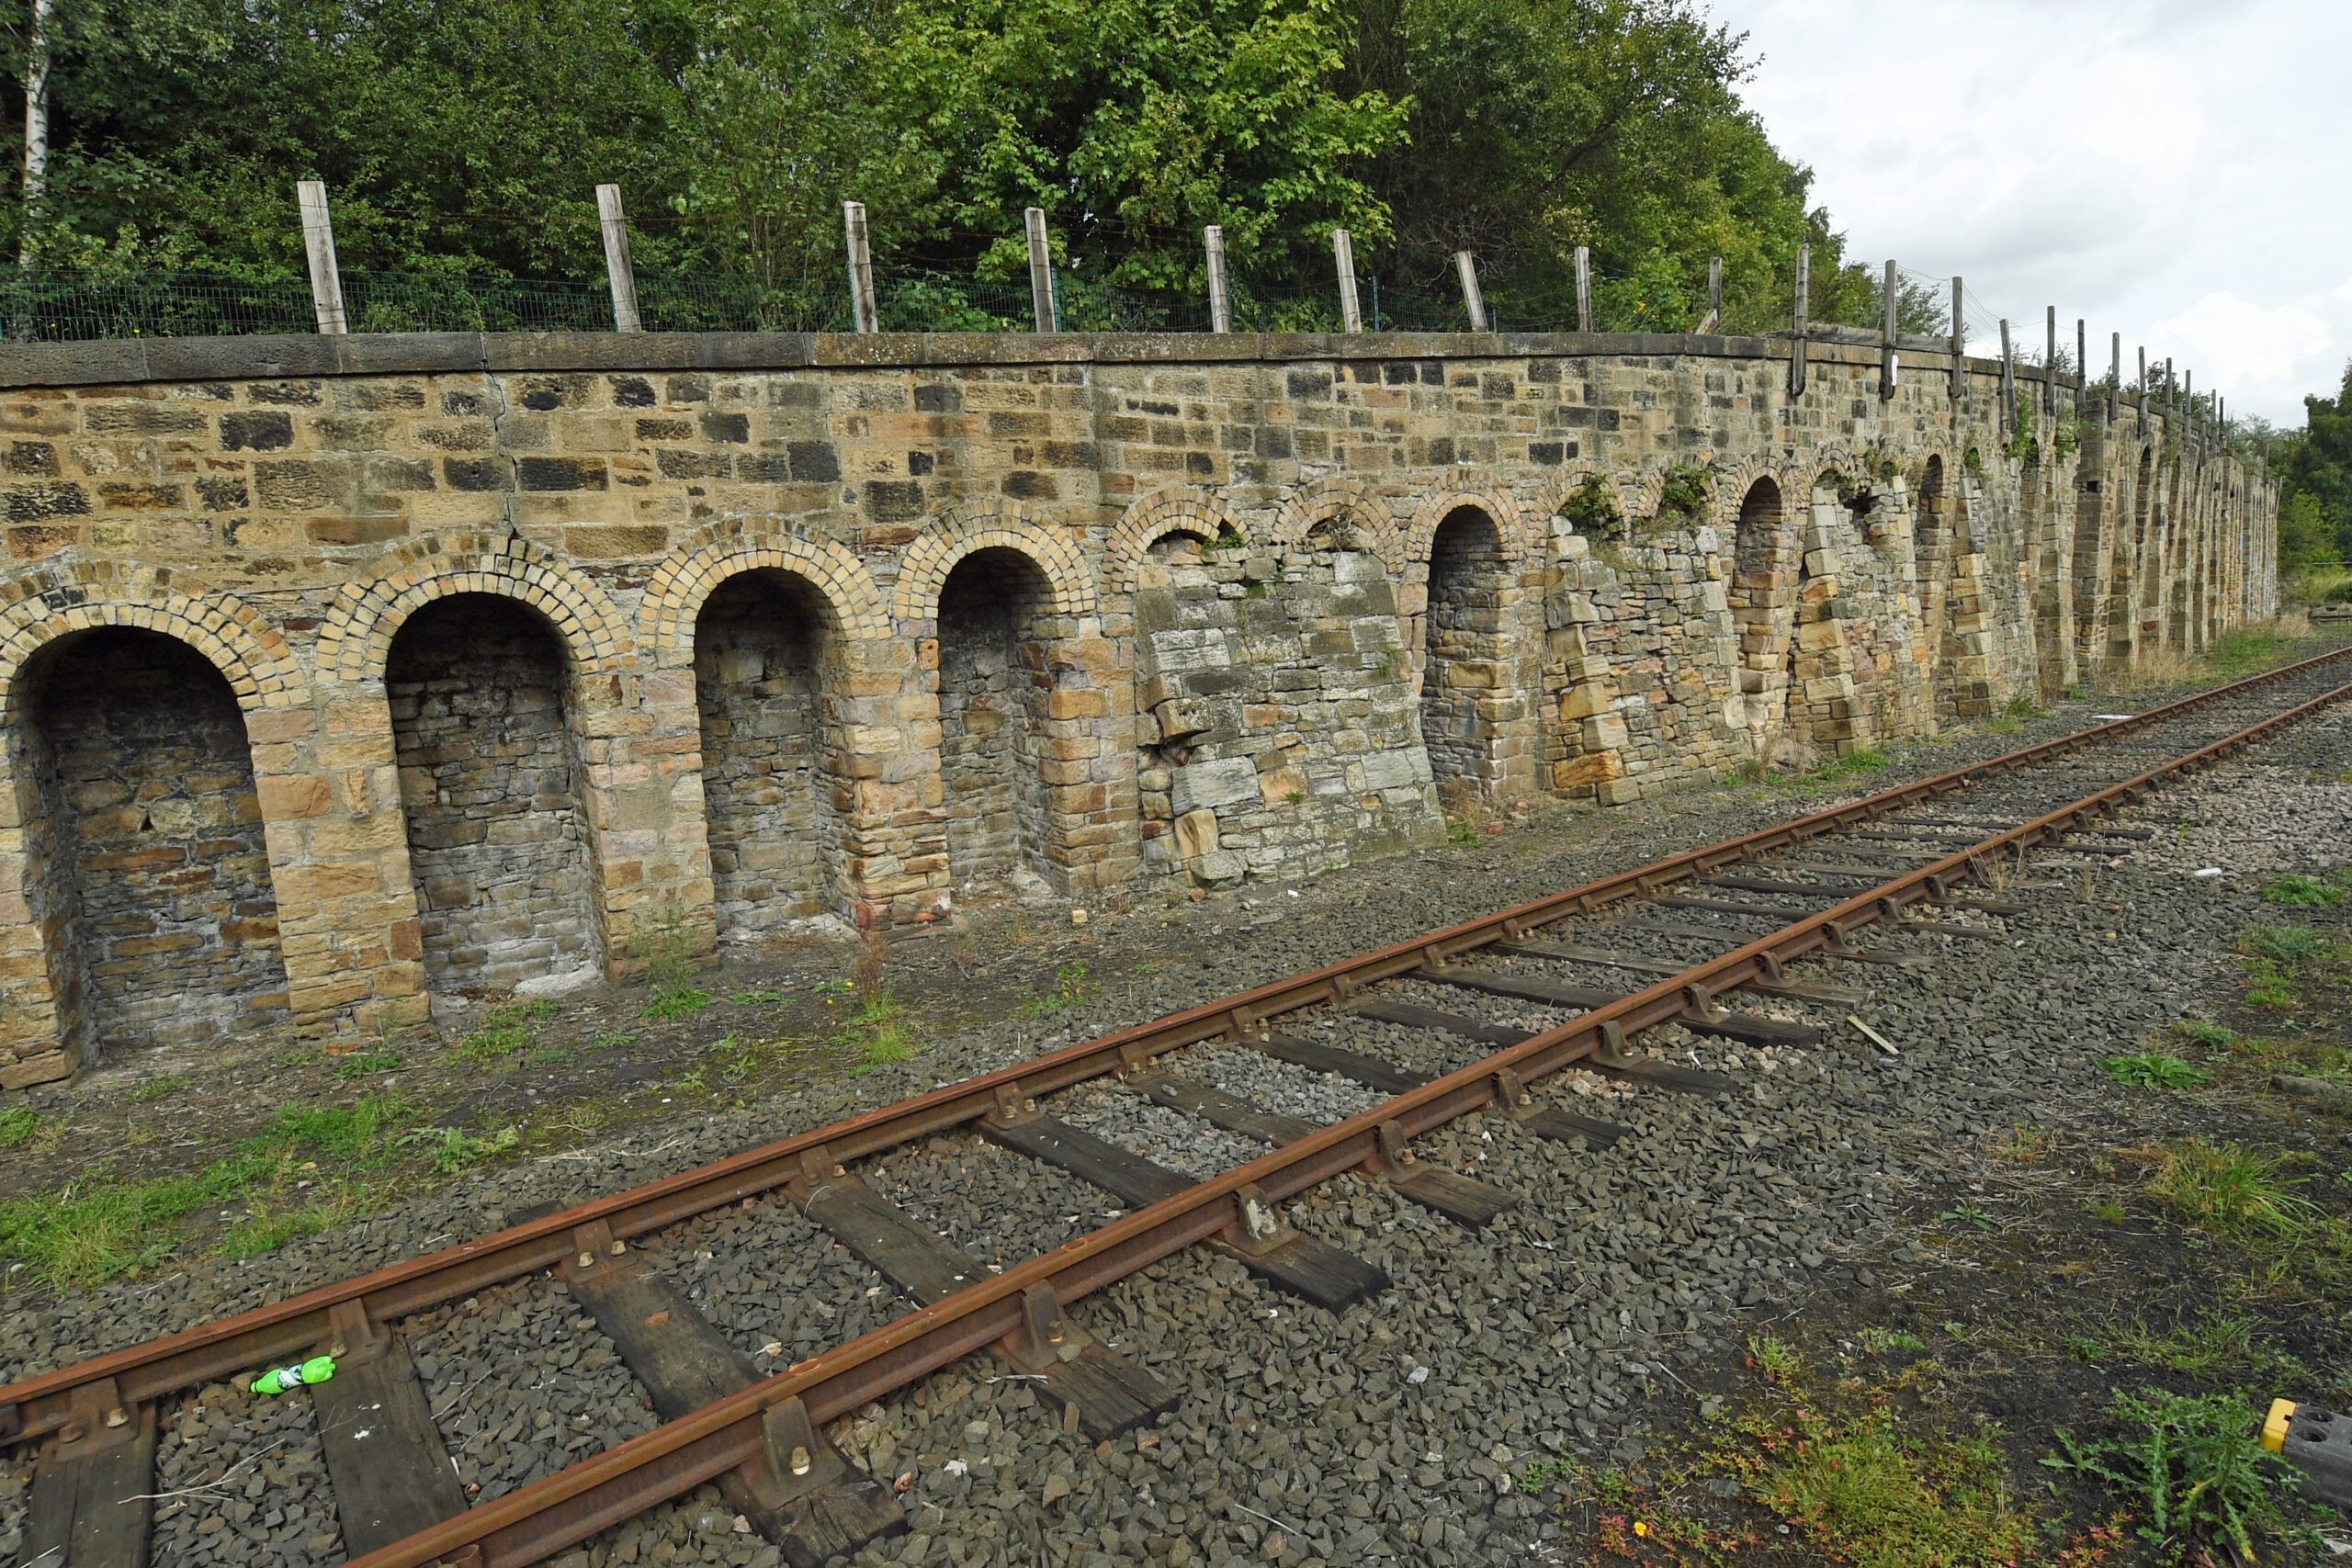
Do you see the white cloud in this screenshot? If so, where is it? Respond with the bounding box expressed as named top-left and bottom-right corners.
top-left (1705, 0), bottom-right (2352, 422)
top-left (2150, 291), bottom-right (2336, 412)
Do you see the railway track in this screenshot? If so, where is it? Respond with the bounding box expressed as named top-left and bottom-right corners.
top-left (12, 644), bottom-right (2352, 1568)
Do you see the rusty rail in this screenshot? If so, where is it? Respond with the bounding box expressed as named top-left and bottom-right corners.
top-left (2, 644), bottom-right (2344, 1447)
top-left (2, 643), bottom-right (2346, 1566)
top-left (344, 659), bottom-right (2352, 1567)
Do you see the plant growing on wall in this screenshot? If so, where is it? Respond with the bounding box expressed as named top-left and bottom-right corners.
top-left (1556, 473), bottom-right (1623, 540)
top-left (1655, 464), bottom-right (1714, 524)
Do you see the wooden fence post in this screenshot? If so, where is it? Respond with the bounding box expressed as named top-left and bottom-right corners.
top-left (842, 200), bottom-right (876, 333)
top-left (2044, 306), bottom-right (2056, 412)
top-left (1575, 246), bottom-right (1591, 333)
top-left (1791, 243), bottom-right (1809, 397)
top-left (1204, 226), bottom-right (1231, 333)
top-left (1948, 276), bottom-right (1962, 398)
top-left (1999, 319), bottom-right (2014, 427)
top-left (2109, 333), bottom-right (2121, 423)
top-left (1700, 256), bottom-right (1722, 333)
top-left (1454, 250), bottom-right (1487, 333)
top-left (1333, 231), bottom-right (1363, 333)
top-left (296, 180), bottom-right (346, 335)
top-left (1024, 208), bottom-right (1057, 333)
top-left (596, 185), bottom-right (642, 333)
top-left (1879, 258), bottom-right (1897, 399)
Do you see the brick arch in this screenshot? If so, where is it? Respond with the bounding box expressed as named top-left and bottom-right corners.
top-left (638, 518), bottom-right (888, 662)
top-left (1402, 483), bottom-right (1529, 577)
top-left (1271, 477), bottom-right (1398, 572)
top-left (891, 500), bottom-right (1095, 624)
top-left (1798, 447), bottom-right (1871, 497)
top-left (0, 560), bottom-right (307, 720)
top-left (1101, 486), bottom-right (1249, 598)
top-left (316, 532), bottom-right (630, 684)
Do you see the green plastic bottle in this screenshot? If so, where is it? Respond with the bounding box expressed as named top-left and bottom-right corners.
top-left (252, 1355), bottom-right (336, 1395)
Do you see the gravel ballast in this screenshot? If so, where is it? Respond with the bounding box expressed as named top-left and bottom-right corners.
top-left (1, 654), bottom-right (2348, 1568)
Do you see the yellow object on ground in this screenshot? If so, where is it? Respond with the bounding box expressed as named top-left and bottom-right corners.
top-left (2264, 1397), bottom-right (2297, 1453)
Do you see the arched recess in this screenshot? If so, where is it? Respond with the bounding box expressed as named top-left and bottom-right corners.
top-left (692, 569), bottom-right (854, 934)
top-left (936, 547), bottom-right (1061, 887)
top-left (1534, 464), bottom-right (1631, 547)
top-left (1726, 475), bottom-right (1795, 739)
top-left (639, 521), bottom-right (888, 659)
top-left (0, 562), bottom-right (309, 719)
top-left (1102, 486), bottom-right (1250, 601)
top-left (1398, 484), bottom-right (1528, 585)
top-left (1271, 478), bottom-right (1401, 577)
top-left (0, 568), bottom-right (309, 1077)
top-left (1916, 455), bottom-right (1966, 723)
top-left (2105, 448), bottom-right (2154, 667)
top-left (893, 502), bottom-right (1095, 626)
top-left (388, 593), bottom-right (603, 994)
top-left (9, 626), bottom-right (290, 1067)
top-left (1418, 503), bottom-right (1531, 807)
top-left (317, 533), bottom-right (631, 686)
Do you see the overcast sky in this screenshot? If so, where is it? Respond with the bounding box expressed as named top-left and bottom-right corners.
top-left (1704, 0), bottom-right (2350, 426)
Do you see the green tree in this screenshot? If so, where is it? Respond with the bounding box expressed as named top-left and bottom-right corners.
top-left (2277, 363), bottom-right (2352, 571)
top-left (874, 0), bottom-right (1408, 292)
top-left (1339, 0), bottom-right (1868, 331)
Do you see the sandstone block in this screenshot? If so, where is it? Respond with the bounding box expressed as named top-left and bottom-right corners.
top-left (1170, 757), bottom-right (1260, 814)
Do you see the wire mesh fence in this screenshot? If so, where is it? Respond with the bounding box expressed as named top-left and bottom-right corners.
top-left (0, 256), bottom-right (2069, 349)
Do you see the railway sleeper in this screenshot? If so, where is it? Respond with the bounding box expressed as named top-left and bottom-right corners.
top-left (979, 1107), bottom-right (1396, 1306)
top-left (1400, 971), bottom-right (1823, 1049)
top-left (793, 1169), bottom-right (1175, 1441)
top-left (24, 1379), bottom-right (157, 1568)
top-left (553, 1219), bottom-right (908, 1566)
top-left (1493, 939), bottom-right (1869, 1006)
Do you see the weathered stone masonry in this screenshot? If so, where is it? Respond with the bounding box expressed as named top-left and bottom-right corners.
top-left (0, 328), bottom-right (2274, 1082)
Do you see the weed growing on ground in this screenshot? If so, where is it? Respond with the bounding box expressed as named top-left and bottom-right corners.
top-left (836, 927), bottom-right (921, 1071)
top-left (1443, 816), bottom-right (1480, 846)
top-left (1021, 963), bottom-right (1093, 1014)
top-left (2178, 1020), bottom-right (2233, 1050)
top-left (454, 1007), bottom-right (543, 1064)
top-left (2147, 1137), bottom-right (2323, 1244)
top-left (334, 1050), bottom-right (402, 1079)
top-left (2263, 872), bottom-right (2346, 908)
top-left (2066, 1312), bottom-right (2308, 1383)
top-left (0, 1089), bottom-right (496, 1284)
top-left (1856, 1327), bottom-right (1929, 1355)
top-left (2236, 925), bottom-right (2338, 1010)
top-left (636, 904), bottom-right (711, 1019)
top-left (130, 1075), bottom-right (186, 1101)
top-left (0, 1106), bottom-right (38, 1148)
top-left (731, 989), bottom-right (782, 1006)
top-left (2046, 1389), bottom-right (2291, 1561)
top-left (2102, 1054), bottom-right (2211, 1089)
top-left (1699, 1337), bottom-right (2041, 1568)
top-left (398, 1124), bottom-right (520, 1175)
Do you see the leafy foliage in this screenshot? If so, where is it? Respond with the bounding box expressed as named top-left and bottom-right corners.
top-left (0, 0), bottom-right (1883, 331)
top-left (2045, 1389), bottom-right (2292, 1562)
top-left (2099, 1054), bottom-right (2210, 1090)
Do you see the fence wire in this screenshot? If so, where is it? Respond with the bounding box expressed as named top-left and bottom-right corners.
top-left (0, 259), bottom-right (2141, 367)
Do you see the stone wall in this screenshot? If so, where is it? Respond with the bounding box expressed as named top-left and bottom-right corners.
top-left (0, 327), bottom-right (2276, 1080)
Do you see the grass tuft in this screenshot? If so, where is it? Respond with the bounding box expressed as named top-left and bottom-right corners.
top-left (2261, 874), bottom-right (2344, 908)
top-left (2101, 1054), bottom-right (2211, 1089)
top-left (2146, 1137), bottom-right (2321, 1242)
